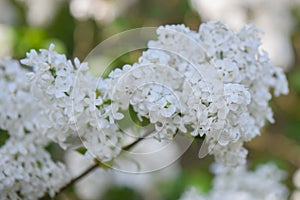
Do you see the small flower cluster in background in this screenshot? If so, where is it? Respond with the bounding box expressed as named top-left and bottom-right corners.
top-left (180, 163), bottom-right (288, 200)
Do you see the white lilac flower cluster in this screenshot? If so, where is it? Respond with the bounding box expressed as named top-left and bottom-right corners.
top-left (180, 163), bottom-right (288, 200)
top-left (21, 44), bottom-right (123, 162)
top-left (0, 21), bottom-right (289, 199)
top-left (0, 59), bottom-right (71, 199)
top-left (0, 135), bottom-right (70, 200)
top-left (0, 59), bottom-right (43, 138)
top-left (106, 21), bottom-right (288, 166)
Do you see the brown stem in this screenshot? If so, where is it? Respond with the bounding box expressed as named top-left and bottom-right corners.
top-left (39, 134), bottom-right (150, 199)
top-left (59, 164), bottom-right (99, 194)
top-left (39, 163), bottom-right (99, 200)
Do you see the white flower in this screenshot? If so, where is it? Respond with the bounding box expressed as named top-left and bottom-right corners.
top-left (180, 163), bottom-right (288, 200)
top-left (65, 138), bottom-right (181, 200)
top-left (16, 0), bottom-right (63, 27)
top-left (70, 0), bottom-right (137, 24)
top-left (0, 136), bottom-right (71, 200)
top-left (294, 169), bottom-right (300, 189)
top-left (180, 188), bottom-right (206, 200)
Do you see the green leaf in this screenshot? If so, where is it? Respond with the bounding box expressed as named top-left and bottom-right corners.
top-left (76, 147), bottom-right (87, 155)
top-left (0, 129), bottom-right (10, 147)
top-left (289, 70), bottom-right (300, 93)
top-left (128, 105), bottom-right (150, 127)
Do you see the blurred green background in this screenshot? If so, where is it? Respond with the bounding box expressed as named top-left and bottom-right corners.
top-left (1, 0), bottom-right (300, 199)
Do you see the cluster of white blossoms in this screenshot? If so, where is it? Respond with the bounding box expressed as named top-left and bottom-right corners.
top-left (180, 163), bottom-right (288, 200)
top-left (0, 59), bottom-right (71, 199)
top-left (0, 135), bottom-right (70, 200)
top-left (0, 59), bottom-right (41, 138)
top-left (21, 45), bottom-right (123, 161)
top-left (0, 21), bottom-right (290, 199)
top-left (106, 21), bottom-right (288, 166)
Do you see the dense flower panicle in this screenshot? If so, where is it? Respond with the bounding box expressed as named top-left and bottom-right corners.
top-left (0, 59), bottom-right (45, 139)
top-left (180, 163), bottom-right (288, 200)
top-left (21, 45), bottom-right (123, 161)
top-left (0, 58), bottom-right (71, 199)
top-left (0, 136), bottom-right (71, 200)
top-left (106, 21), bottom-right (288, 166)
top-left (18, 21), bottom-right (288, 167)
top-left (0, 21), bottom-right (291, 199)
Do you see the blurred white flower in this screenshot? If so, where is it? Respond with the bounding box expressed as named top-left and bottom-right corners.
top-left (17, 0), bottom-right (64, 27)
top-left (294, 169), bottom-right (300, 189)
top-left (180, 163), bottom-right (288, 200)
top-left (291, 191), bottom-right (300, 200)
top-left (0, 25), bottom-right (13, 58)
top-left (70, 0), bottom-right (137, 24)
top-left (291, 169), bottom-right (300, 200)
top-left (0, 0), bottom-right (16, 24)
top-left (65, 139), bottom-right (180, 200)
top-left (190, 0), bottom-right (298, 69)
top-left (180, 187), bottom-right (206, 200)
top-left (64, 150), bottom-right (113, 200)
top-left (0, 0), bottom-right (15, 58)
